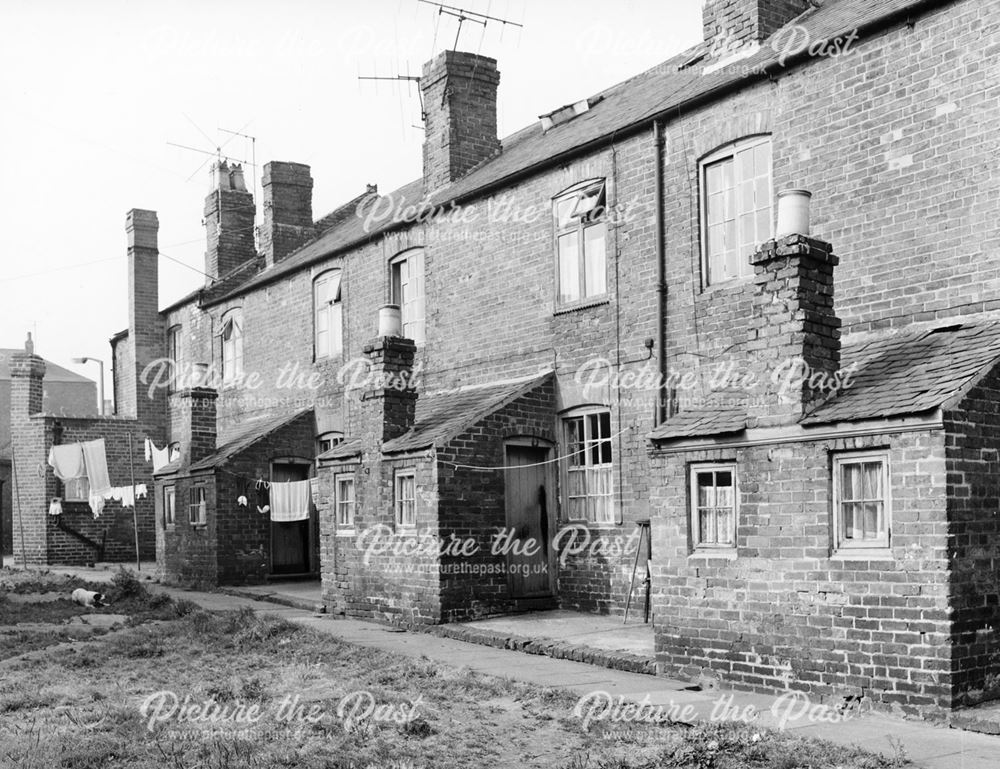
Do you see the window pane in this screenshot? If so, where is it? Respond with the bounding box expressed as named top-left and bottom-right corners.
top-left (697, 473), bottom-right (714, 508)
top-left (862, 502), bottom-right (880, 539)
top-left (842, 502), bottom-right (856, 539)
top-left (862, 462), bottom-right (881, 501)
top-left (700, 509), bottom-right (713, 544)
top-left (841, 464), bottom-right (859, 502)
top-left (717, 508), bottom-right (733, 544)
top-left (558, 231), bottom-right (580, 302)
top-left (555, 197), bottom-right (577, 229)
top-left (330, 303), bottom-right (343, 356)
top-left (583, 223), bottom-right (606, 296)
top-left (566, 417), bottom-right (584, 466)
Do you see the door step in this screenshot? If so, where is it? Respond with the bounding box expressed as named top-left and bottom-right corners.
top-left (511, 596), bottom-right (558, 612)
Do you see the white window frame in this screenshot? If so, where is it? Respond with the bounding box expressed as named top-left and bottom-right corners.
top-left (700, 135), bottom-right (772, 286)
top-left (390, 250), bottom-right (425, 345)
top-left (690, 463), bottom-right (738, 551)
top-left (553, 179), bottom-right (608, 306)
top-left (562, 408), bottom-right (615, 524)
top-left (189, 485), bottom-right (207, 527)
top-left (314, 269), bottom-right (344, 359)
top-left (164, 485), bottom-right (176, 528)
top-left (394, 469), bottom-right (417, 528)
top-left (832, 451), bottom-right (891, 552)
top-left (335, 474), bottom-right (356, 532)
top-left (167, 324), bottom-right (183, 393)
top-left (64, 476), bottom-right (90, 503)
top-left (317, 431), bottom-right (344, 456)
top-left (221, 308), bottom-right (244, 384)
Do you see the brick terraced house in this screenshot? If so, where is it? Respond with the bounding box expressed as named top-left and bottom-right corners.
top-left (10, 0), bottom-right (1000, 716)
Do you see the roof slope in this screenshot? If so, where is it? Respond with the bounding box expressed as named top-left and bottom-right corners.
top-left (650, 322), bottom-right (1000, 441)
top-left (189, 407), bottom-right (313, 471)
top-left (803, 323), bottom-right (1000, 425)
top-left (0, 350), bottom-right (95, 384)
top-left (381, 373), bottom-right (552, 454)
top-left (208, 0), bottom-right (940, 306)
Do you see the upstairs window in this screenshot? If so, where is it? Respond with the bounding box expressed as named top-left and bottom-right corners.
top-left (833, 452), bottom-right (890, 551)
top-left (221, 308), bottom-right (244, 384)
top-left (690, 464), bottom-right (737, 550)
top-left (701, 136), bottom-right (772, 285)
top-left (563, 409), bottom-right (614, 523)
top-left (167, 325), bottom-right (183, 392)
top-left (554, 180), bottom-right (607, 305)
top-left (314, 270), bottom-right (343, 359)
top-left (390, 250), bottom-right (425, 344)
top-left (316, 431), bottom-right (344, 455)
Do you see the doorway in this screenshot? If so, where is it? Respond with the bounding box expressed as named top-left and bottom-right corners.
top-left (270, 460), bottom-right (312, 575)
top-left (503, 444), bottom-right (556, 599)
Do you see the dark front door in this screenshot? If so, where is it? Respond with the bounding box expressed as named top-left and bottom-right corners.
top-left (504, 445), bottom-right (554, 598)
top-left (270, 462), bottom-right (311, 575)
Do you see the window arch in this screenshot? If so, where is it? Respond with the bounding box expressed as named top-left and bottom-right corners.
top-left (389, 249), bottom-right (425, 344)
top-left (220, 308), bottom-right (244, 384)
top-left (314, 269), bottom-right (343, 359)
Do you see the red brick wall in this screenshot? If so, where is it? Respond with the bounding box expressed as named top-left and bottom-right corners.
top-left (943, 366), bottom-right (1000, 707)
top-left (650, 429), bottom-right (952, 716)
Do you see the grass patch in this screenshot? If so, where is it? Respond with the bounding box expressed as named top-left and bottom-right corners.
top-left (0, 570), bottom-right (909, 769)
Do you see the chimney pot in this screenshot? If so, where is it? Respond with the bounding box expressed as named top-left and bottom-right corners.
top-left (775, 189), bottom-right (812, 238)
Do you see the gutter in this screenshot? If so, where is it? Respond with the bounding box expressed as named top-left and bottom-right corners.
top-left (203, 0), bottom-right (954, 306)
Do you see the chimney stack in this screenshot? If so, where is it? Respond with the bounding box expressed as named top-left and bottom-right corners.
top-left (205, 160), bottom-right (255, 282)
top-left (747, 232), bottom-right (841, 426)
top-left (9, 338), bottom-right (50, 565)
top-left (420, 50), bottom-right (501, 193)
top-left (703, 0), bottom-right (810, 56)
top-left (125, 209), bottom-right (165, 433)
top-left (261, 161), bottom-right (315, 268)
top-left (179, 386), bottom-right (217, 465)
top-left (358, 331), bottom-right (418, 447)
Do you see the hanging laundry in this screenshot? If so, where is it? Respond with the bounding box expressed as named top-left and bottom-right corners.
top-left (81, 439), bottom-right (112, 497)
top-left (146, 438), bottom-right (171, 472)
top-left (269, 480), bottom-right (311, 522)
top-left (237, 495), bottom-right (248, 507)
top-left (48, 444), bottom-right (86, 481)
top-left (88, 492), bottom-right (106, 519)
top-left (49, 498), bottom-right (63, 516)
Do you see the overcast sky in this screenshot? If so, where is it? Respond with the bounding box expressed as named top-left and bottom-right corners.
top-left (1, 0), bottom-right (702, 398)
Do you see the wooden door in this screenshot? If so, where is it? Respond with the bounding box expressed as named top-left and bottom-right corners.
top-left (270, 462), bottom-right (311, 575)
top-left (504, 446), bottom-right (554, 598)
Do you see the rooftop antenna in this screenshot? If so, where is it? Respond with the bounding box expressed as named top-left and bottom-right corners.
top-left (218, 125), bottom-right (259, 239)
top-left (358, 61), bottom-right (426, 128)
top-left (167, 115), bottom-right (256, 183)
top-left (417, 0), bottom-right (523, 50)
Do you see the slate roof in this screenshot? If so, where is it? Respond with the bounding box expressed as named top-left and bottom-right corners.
top-left (381, 373), bottom-right (552, 455)
top-left (201, 0), bottom-right (938, 306)
top-left (648, 409), bottom-right (748, 441)
top-left (316, 438), bottom-right (362, 462)
top-left (802, 323), bottom-right (1000, 425)
top-left (0, 350), bottom-right (95, 384)
top-left (188, 407), bottom-right (313, 471)
top-left (649, 323), bottom-right (1000, 442)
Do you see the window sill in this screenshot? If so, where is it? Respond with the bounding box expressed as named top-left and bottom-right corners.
top-left (335, 529), bottom-right (356, 537)
top-left (831, 548), bottom-right (893, 561)
top-left (190, 523), bottom-right (208, 531)
top-left (700, 275), bottom-right (752, 295)
top-left (688, 548), bottom-right (738, 560)
top-left (554, 296), bottom-right (611, 315)
top-left (164, 524), bottom-right (176, 532)
top-left (395, 525), bottom-right (417, 536)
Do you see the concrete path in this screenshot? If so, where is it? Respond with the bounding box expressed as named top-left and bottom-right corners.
top-left (14, 563), bottom-right (1000, 768)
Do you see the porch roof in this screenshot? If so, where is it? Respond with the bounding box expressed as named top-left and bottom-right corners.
top-left (188, 407), bottom-right (314, 471)
top-left (649, 322), bottom-right (1000, 442)
top-left (381, 373), bottom-right (553, 455)
top-left (802, 322), bottom-right (1000, 424)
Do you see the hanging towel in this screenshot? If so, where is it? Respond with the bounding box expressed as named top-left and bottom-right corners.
top-left (88, 492), bottom-right (106, 519)
top-left (136, 483), bottom-right (148, 499)
top-left (269, 480), bottom-right (311, 522)
top-left (149, 440), bottom-right (171, 472)
top-left (48, 444), bottom-right (86, 481)
top-left (49, 498), bottom-right (63, 516)
top-left (119, 486), bottom-right (136, 508)
top-left (81, 439), bottom-right (112, 497)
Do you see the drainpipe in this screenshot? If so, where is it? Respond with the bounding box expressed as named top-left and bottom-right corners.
top-left (653, 120), bottom-right (668, 424)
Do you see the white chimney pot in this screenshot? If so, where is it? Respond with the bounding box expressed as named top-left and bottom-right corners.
top-left (775, 189), bottom-right (812, 238)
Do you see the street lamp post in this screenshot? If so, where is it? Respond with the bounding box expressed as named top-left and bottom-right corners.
top-left (72, 357), bottom-right (105, 416)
